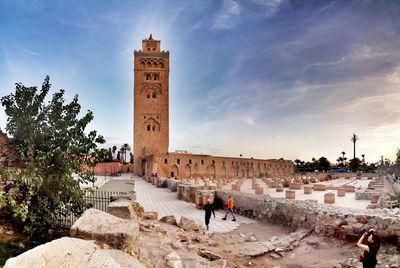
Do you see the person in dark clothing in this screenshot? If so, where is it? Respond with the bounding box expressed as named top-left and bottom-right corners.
top-left (357, 229), bottom-right (381, 268)
top-left (204, 198), bottom-right (215, 230)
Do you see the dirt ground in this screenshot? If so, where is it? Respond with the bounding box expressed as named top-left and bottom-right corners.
top-left (138, 217), bottom-right (376, 268)
top-left (210, 222), bottom-right (355, 268)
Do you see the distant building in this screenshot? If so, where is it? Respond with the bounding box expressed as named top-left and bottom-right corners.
top-left (133, 35), bottom-right (293, 179)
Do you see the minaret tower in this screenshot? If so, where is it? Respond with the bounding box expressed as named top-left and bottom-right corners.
top-left (133, 34), bottom-right (169, 175)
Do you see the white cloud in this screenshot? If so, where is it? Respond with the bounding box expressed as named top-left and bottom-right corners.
top-left (249, 0), bottom-right (285, 18)
top-left (211, 0), bottom-right (241, 30)
top-left (387, 65), bottom-right (400, 83)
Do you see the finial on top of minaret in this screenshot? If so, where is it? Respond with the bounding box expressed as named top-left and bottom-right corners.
top-left (149, 34), bottom-right (153, 40)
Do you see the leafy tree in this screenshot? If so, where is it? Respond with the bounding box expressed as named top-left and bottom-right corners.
top-left (0, 76), bottom-right (105, 236)
top-left (349, 157), bottom-right (361, 172)
top-left (317, 157), bottom-right (330, 171)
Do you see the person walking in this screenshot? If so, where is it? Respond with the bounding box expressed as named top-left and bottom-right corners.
top-left (222, 195), bottom-right (236, 221)
top-left (357, 229), bottom-right (381, 268)
top-left (204, 198), bottom-right (215, 230)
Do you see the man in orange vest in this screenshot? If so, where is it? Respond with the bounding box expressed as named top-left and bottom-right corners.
top-left (222, 195), bottom-right (236, 221)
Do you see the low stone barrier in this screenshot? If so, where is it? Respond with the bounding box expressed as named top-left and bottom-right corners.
top-left (289, 183), bottom-right (301, 190)
top-left (255, 188), bottom-right (263, 195)
top-left (324, 193), bottom-right (335, 204)
top-left (286, 190), bottom-right (295, 199)
top-left (276, 185), bottom-right (283, 192)
top-left (337, 188), bottom-right (346, 197)
top-left (313, 184), bottom-right (326, 191)
top-left (304, 186), bottom-right (312, 194)
top-left (215, 190), bottom-right (400, 242)
top-left (344, 185), bottom-right (355, 193)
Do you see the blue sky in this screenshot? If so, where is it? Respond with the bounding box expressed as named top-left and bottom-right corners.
top-left (1, 0), bottom-right (400, 164)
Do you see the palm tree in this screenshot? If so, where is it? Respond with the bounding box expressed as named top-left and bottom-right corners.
top-left (112, 145), bottom-right (117, 159)
top-left (351, 134), bottom-right (358, 160)
top-left (341, 151), bottom-right (346, 165)
top-left (121, 143), bottom-right (131, 164)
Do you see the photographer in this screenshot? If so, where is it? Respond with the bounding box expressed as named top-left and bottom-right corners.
top-left (357, 229), bottom-right (381, 268)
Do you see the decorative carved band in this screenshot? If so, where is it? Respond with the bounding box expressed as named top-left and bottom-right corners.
top-left (135, 52), bottom-right (169, 58)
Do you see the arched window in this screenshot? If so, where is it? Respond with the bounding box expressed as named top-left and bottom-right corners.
top-left (152, 93), bottom-right (156, 98)
top-left (164, 159), bottom-right (168, 164)
top-left (147, 125), bottom-right (150, 131)
top-left (146, 74), bottom-right (151, 80)
top-left (177, 159), bottom-right (180, 165)
top-left (189, 159), bottom-right (192, 164)
top-left (147, 94), bottom-right (150, 98)
top-left (154, 74), bottom-right (159, 80)
top-left (152, 126), bottom-right (155, 131)
top-left (201, 159), bottom-right (204, 165)
top-left (212, 160), bottom-right (215, 164)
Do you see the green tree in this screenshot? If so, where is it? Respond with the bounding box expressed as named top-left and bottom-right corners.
top-left (0, 76), bottom-right (105, 235)
top-left (317, 157), bottom-right (330, 172)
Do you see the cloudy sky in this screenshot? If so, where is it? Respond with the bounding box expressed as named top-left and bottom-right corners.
top-left (1, 0), bottom-right (400, 164)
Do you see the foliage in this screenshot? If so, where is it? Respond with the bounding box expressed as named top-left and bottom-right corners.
top-left (0, 239), bottom-right (28, 265)
top-left (0, 76), bottom-right (105, 236)
top-left (120, 143), bottom-right (131, 164)
top-left (294, 157), bottom-right (331, 172)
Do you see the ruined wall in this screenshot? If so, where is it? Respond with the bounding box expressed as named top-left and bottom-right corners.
top-left (154, 153), bottom-right (293, 179)
top-left (215, 190), bottom-right (400, 242)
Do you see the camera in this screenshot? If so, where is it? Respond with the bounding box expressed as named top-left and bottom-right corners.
top-left (363, 229), bottom-right (374, 236)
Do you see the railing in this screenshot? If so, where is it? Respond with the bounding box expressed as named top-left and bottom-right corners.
top-left (58, 191), bottom-right (128, 228)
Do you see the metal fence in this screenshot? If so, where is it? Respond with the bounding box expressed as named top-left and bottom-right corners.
top-left (58, 191), bottom-right (127, 228)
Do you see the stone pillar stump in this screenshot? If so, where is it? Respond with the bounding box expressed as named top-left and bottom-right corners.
top-left (324, 192), bottom-right (335, 204)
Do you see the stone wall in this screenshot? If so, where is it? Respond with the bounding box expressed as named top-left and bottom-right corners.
top-left (82, 162), bottom-right (134, 175)
top-left (153, 153), bottom-right (294, 180)
top-left (215, 190), bottom-right (400, 242)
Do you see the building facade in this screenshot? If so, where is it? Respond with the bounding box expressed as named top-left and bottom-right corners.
top-left (133, 35), bottom-right (293, 178)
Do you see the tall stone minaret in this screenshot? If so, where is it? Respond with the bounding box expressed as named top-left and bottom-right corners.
top-left (133, 34), bottom-right (169, 175)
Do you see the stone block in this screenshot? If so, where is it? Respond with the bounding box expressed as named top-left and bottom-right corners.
top-left (194, 190), bottom-right (203, 209)
top-left (304, 186), bottom-right (312, 194)
top-left (4, 237), bottom-right (145, 268)
top-left (276, 185), bottom-right (284, 192)
top-left (371, 195), bottom-right (379, 204)
top-left (107, 200), bottom-right (137, 220)
top-left (344, 185), bottom-right (355, 192)
top-left (232, 184), bottom-right (241, 191)
top-left (289, 183), bottom-right (301, 190)
top-left (159, 215), bottom-right (177, 225)
top-left (189, 185), bottom-right (203, 202)
top-left (70, 209), bottom-right (139, 251)
top-left (337, 188), bottom-right (346, 197)
top-left (255, 188), bottom-right (263, 195)
top-left (143, 211), bottom-right (158, 220)
top-left (178, 217), bottom-right (205, 234)
top-left (324, 193), bottom-right (335, 204)
top-left (183, 186), bottom-right (191, 202)
top-left (177, 184), bottom-right (186, 199)
top-left (285, 190), bottom-right (295, 199)
top-left (313, 184), bottom-right (327, 191)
